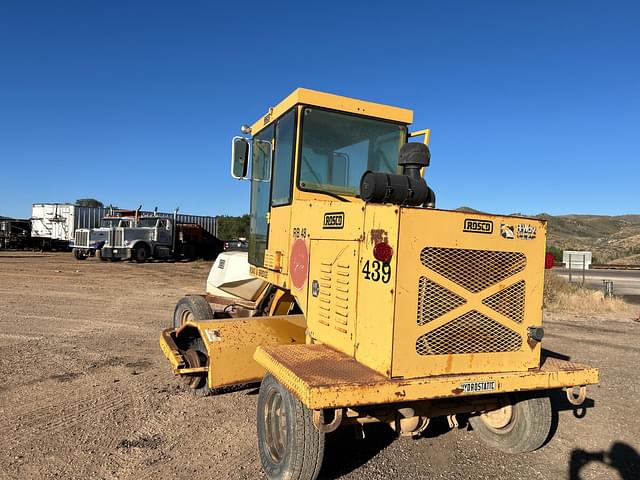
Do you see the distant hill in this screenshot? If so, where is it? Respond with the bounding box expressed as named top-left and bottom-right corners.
top-left (537, 214), bottom-right (640, 264)
top-left (455, 208), bottom-right (640, 264)
top-left (455, 206), bottom-right (484, 214)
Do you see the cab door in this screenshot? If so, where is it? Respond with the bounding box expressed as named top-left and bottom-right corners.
top-left (248, 124), bottom-right (275, 267)
top-left (265, 109), bottom-right (297, 274)
top-left (156, 218), bottom-right (172, 245)
top-left (249, 110), bottom-right (297, 270)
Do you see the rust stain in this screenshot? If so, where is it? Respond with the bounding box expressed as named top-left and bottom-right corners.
top-left (445, 354), bottom-right (453, 373)
top-left (370, 229), bottom-right (388, 245)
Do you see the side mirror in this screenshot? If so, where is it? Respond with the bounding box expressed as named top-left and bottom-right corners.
top-left (231, 136), bottom-right (250, 179)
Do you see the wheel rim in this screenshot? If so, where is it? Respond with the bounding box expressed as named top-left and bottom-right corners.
top-left (179, 308), bottom-right (193, 326)
top-left (263, 389), bottom-right (288, 464)
top-left (480, 397), bottom-right (515, 432)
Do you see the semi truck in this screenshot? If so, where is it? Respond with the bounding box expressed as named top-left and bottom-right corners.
top-left (100, 212), bottom-right (222, 262)
top-left (72, 216), bottom-right (136, 260)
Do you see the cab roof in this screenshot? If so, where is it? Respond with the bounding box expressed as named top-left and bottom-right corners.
top-left (250, 88), bottom-right (414, 134)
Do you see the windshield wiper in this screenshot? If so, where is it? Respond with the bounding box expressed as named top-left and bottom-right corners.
top-left (320, 191), bottom-right (349, 202)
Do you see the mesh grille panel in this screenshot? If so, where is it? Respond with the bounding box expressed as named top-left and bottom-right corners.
top-left (417, 278), bottom-right (466, 325)
top-left (415, 310), bottom-right (522, 355)
top-left (420, 247), bottom-right (526, 293)
top-left (482, 280), bottom-right (525, 323)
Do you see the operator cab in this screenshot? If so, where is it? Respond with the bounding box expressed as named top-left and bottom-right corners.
top-left (230, 88), bottom-right (431, 268)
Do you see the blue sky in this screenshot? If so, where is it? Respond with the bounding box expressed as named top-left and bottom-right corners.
top-left (1, 1), bottom-right (638, 219)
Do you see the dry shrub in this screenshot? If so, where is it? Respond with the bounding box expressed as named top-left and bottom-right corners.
top-left (544, 271), bottom-right (631, 314)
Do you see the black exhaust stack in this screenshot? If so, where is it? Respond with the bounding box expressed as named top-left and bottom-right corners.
top-left (359, 143), bottom-right (435, 207)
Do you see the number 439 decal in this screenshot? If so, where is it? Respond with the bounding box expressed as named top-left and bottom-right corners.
top-left (362, 260), bottom-right (391, 283)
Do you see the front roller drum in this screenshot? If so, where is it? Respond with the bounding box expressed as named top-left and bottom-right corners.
top-left (257, 374), bottom-right (325, 480)
top-left (180, 348), bottom-right (207, 390)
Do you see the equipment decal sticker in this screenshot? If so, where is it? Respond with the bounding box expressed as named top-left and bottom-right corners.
top-left (500, 224), bottom-right (515, 239)
top-left (323, 212), bottom-right (345, 229)
top-left (463, 218), bottom-right (493, 234)
top-left (517, 224), bottom-right (537, 240)
top-left (290, 239), bottom-right (309, 290)
top-left (204, 329), bottom-right (222, 343)
top-left (459, 380), bottom-right (497, 393)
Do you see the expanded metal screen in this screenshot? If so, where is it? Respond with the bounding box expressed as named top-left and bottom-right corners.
top-left (482, 280), bottom-right (525, 324)
top-left (417, 278), bottom-right (466, 326)
top-left (416, 310), bottom-right (522, 355)
top-left (416, 247), bottom-right (526, 356)
top-left (420, 247), bottom-right (526, 293)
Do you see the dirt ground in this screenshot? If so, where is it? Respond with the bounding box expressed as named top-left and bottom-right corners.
top-left (1, 252), bottom-right (639, 480)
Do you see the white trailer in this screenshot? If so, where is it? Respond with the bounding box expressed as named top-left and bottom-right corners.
top-left (31, 204), bottom-right (107, 247)
top-left (31, 203), bottom-right (219, 250)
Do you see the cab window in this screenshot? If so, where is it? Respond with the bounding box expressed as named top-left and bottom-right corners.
top-left (271, 109), bottom-right (296, 206)
top-left (298, 108), bottom-right (406, 196)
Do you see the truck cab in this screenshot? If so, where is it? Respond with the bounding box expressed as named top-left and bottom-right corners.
top-left (100, 216), bottom-right (173, 262)
top-left (72, 217), bottom-right (134, 260)
top-left (100, 215), bottom-right (210, 262)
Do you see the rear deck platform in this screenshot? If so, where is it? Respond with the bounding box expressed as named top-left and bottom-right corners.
top-left (254, 344), bottom-right (599, 410)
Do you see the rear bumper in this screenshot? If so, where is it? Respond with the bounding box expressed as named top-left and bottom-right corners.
top-left (254, 344), bottom-right (599, 410)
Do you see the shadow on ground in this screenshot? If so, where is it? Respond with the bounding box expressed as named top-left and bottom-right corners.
top-left (318, 424), bottom-right (395, 479)
top-left (569, 442), bottom-right (640, 480)
top-left (318, 417), bottom-right (455, 479)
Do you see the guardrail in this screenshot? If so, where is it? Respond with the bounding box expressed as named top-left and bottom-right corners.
top-left (551, 263), bottom-right (640, 271)
top-left (591, 264), bottom-right (640, 271)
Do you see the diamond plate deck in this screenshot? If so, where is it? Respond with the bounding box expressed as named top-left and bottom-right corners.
top-left (254, 344), bottom-right (599, 410)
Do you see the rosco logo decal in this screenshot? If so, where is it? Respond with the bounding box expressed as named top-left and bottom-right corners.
top-left (459, 380), bottom-right (497, 393)
top-left (323, 212), bottom-right (345, 229)
top-left (463, 218), bottom-right (493, 234)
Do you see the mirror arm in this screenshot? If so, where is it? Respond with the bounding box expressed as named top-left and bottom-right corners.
top-left (408, 128), bottom-right (431, 146)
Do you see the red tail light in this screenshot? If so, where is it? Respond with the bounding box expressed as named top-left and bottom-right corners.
top-left (373, 242), bottom-right (393, 263)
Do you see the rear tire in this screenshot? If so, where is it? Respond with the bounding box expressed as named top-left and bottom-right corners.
top-left (132, 243), bottom-right (150, 263)
top-left (257, 374), bottom-right (325, 480)
top-left (469, 393), bottom-right (552, 453)
top-left (172, 296), bottom-right (214, 329)
top-left (73, 248), bottom-right (87, 260)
